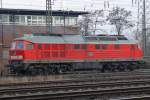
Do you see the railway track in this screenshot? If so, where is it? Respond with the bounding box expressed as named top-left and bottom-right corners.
top-left (115, 95), bottom-right (150, 100)
top-left (1, 70), bottom-right (150, 85)
top-left (1, 79), bottom-right (150, 100)
top-left (1, 71), bottom-right (150, 100)
top-left (1, 71), bottom-right (150, 87)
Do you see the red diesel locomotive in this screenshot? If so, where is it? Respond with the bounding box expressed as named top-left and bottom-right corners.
top-left (9, 34), bottom-right (143, 75)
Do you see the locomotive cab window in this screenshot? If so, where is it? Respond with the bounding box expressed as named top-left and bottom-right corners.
top-left (26, 43), bottom-right (33, 50)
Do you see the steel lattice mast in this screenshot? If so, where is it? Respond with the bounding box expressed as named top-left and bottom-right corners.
top-left (142, 0), bottom-right (147, 56)
top-left (46, 0), bottom-right (55, 33)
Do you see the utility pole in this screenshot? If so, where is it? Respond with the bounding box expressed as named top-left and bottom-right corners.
top-left (132, 0), bottom-right (147, 56)
top-left (142, 0), bottom-right (146, 56)
top-left (0, 0), bottom-right (3, 48)
top-left (46, 0), bottom-right (55, 33)
top-left (0, 0), bottom-right (2, 8)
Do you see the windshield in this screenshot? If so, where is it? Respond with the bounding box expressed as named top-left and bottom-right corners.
top-left (11, 41), bottom-right (24, 49)
top-left (16, 41), bottom-right (24, 49)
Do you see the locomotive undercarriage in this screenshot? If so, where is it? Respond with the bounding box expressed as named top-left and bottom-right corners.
top-left (9, 61), bottom-right (144, 75)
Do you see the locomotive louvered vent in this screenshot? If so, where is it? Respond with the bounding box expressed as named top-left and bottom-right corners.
top-left (85, 36), bottom-right (117, 41)
top-left (33, 33), bottom-right (63, 36)
top-left (116, 36), bottom-right (128, 40)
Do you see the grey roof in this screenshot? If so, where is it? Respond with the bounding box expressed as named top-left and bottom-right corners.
top-left (15, 35), bottom-right (65, 43)
top-left (63, 35), bottom-right (85, 43)
top-left (15, 34), bottom-right (137, 44)
top-left (0, 8), bottom-right (89, 17)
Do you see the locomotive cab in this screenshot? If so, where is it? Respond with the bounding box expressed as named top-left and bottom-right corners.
top-left (9, 40), bottom-right (25, 68)
top-left (10, 41), bottom-right (24, 60)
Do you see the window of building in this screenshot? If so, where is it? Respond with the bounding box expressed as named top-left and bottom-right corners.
top-left (75, 17), bottom-right (78, 25)
top-left (32, 16), bottom-right (37, 25)
top-left (43, 16), bottom-right (46, 24)
top-left (55, 16), bottom-right (60, 25)
top-left (37, 16), bottom-right (42, 24)
top-left (60, 16), bottom-right (64, 25)
top-left (0, 15), bottom-right (2, 22)
top-left (20, 16), bottom-right (25, 24)
top-left (114, 44), bottom-right (120, 49)
top-left (82, 44), bottom-right (87, 49)
top-left (2, 15), bottom-right (9, 23)
top-left (27, 16), bottom-right (31, 20)
top-left (74, 44), bottom-right (80, 49)
top-left (32, 16), bottom-right (37, 20)
top-left (65, 17), bottom-right (69, 25)
top-left (27, 44), bottom-right (33, 50)
top-left (69, 17), bottom-right (75, 25)
top-left (38, 16), bottom-right (42, 20)
top-left (55, 16), bottom-right (59, 20)
top-left (0, 14), bottom-right (78, 26)
top-left (9, 15), bottom-right (14, 22)
top-left (27, 16), bottom-right (31, 25)
top-left (14, 16), bottom-right (19, 23)
top-left (95, 44), bottom-right (100, 49)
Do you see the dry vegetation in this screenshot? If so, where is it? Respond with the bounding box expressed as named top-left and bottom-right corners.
top-left (0, 75), bottom-right (67, 84)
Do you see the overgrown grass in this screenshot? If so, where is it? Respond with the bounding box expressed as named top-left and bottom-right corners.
top-left (0, 75), bottom-right (67, 84)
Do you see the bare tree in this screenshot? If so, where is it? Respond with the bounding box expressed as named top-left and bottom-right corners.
top-left (78, 10), bottom-right (105, 36)
top-left (78, 14), bottom-right (92, 36)
top-left (92, 10), bottom-right (105, 35)
top-left (107, 7), bottom-right (134, 35)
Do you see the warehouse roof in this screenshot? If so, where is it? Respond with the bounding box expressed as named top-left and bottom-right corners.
top-left (0, 8), bottom-right (89, 17)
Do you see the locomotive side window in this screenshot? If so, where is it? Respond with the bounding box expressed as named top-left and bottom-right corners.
top-left (74, 44), bottom-right (80, 49)
top-left (45, 44), bottom-right (49, 49)
top-left (102, 44), bottom-right (107, 49)
top-left (114, 44), bottom-right (120, 49)
top-left (38, 44), bottom-right (42, 49)
top-left (131, 44), bottom-right (135, 50)
top-left (95, 44), bottom-right (100, 49)
top-left (27, 44), bottom-right (33, 50)
top-left (82, 44), bottom-right (87, 49)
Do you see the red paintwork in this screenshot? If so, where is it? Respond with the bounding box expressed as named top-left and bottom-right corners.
top-left (9, 40), bottom-right (143, 62)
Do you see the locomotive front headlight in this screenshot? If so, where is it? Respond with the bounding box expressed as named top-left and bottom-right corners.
top-left (17, 56), bottom-right (23, 59)
top-left (11, 55), bottom-right (23, 60)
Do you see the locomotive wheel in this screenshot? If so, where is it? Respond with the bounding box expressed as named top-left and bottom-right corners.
top-left (57, 68), bottom-right (64, 74)
top-left (51, 68), bottom-right (57, 74)
top-left (102, 64), bottom-right (111, 72)
top-left (118, 65), bottom-right (125, 72)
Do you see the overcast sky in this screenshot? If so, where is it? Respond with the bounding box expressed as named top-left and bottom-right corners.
top-left (1, 0), bottom-right (139, 21)
top-left (1, 0), bottom-right (136, 11)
